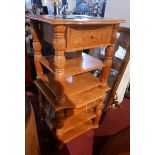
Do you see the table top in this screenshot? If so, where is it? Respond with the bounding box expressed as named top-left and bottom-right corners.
top-left (25, 14), bottom-right (125, 25)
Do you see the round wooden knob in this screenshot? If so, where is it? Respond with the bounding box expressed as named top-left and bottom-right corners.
top-left (91, 35), bottom-right (96, 39)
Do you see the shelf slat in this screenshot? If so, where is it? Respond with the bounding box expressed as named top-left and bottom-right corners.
top-left (35, 76), bottom-right (110, 109)
top-left (34, 80), bottom-right (68, 111)
top-left (68, 86), bottom-right (110, 108)
top-left (61, 120), bottom-right (94, 143)
top-left (62, 109), bottom-right (96, 132)
top-left (40, 53), bottom-right (104, 77)
top-left (40, 72), bottom-right (103, 97)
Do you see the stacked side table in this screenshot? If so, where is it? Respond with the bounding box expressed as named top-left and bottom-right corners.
top-left (25, 14), bottom-right (124, 148)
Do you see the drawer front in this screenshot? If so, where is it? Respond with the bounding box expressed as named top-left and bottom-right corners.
top-left (72, 98), bottom-right (104, 114)
top-left (73, 106), bottom-right (93, 114)
top-left (67, 25), bottom-right (113, 51)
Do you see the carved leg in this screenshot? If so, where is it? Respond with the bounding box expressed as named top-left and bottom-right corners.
top-left (100, 24), bottom-right (119, 87)
top-left (55, 110), bottom-right (65, 148)
top-left (94, 103), bottom-right (104, 129)
top-left (52, 25), bottom-right (66, 104)
top-left (100, 45), bottom-right (114, 86)
top-left (30, 21), bottom-right (43, 78)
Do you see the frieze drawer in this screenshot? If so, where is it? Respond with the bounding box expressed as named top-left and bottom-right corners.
top-left (66, 25), bottom-right (113, 51)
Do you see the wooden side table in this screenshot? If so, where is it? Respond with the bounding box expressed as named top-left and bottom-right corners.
top-left (25, 14), bottom-right (124, 148)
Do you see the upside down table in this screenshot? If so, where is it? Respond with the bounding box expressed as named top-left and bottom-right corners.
top-left (25, 14), bottom-right (124, 148)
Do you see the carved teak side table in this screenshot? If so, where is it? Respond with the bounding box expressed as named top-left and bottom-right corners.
top-left (25, 14), bottom-right (124, 148)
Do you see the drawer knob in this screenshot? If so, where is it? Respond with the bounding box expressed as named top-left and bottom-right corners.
top-left (91, 35), bottom-right (96, 39)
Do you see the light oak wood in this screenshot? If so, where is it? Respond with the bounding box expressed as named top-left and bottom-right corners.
top-left (101, 24), bottom-right (119, 87)
top-left (34, 80), bottom-right (67, 111)
top-left (61, 108), bottom-right (96, 132)
top-left (25, 14), bottom-right (124, 25)
top-left (28, 14), bottom-right (122, 102)
top-left (67, 26), bottom-right (113, 51)
top-left (68, 87), bottom-right (109, 108)
top-left (52, 25), bottom-right (66, 104)
top-left (103, 27), bottom-right (130, 112)
top-left (39, 72), bottom-right (104, 97)
top-left (26, 14), bottom-right (123, 147)
top-left (40, 53), bottom-right (104, 77)
top-left (35, 79), bottom-right (110, 109)
top-left (94, 101), bottom-right (105, 128)
top-left (30, 20), bottom-right (43, 78)
top-left (25, 104), bottom-right (40, 155)
top-left (60, 120), bottom-right (94, 143)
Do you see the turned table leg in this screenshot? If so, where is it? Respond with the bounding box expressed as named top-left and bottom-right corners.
top-left (52, 25), bottom-right (66, 104)
top-left (30, 21), bottom-right (43, 78)
top-left (100, 24), bottom-right (119, 87)
top-left (100, 45), bottom-right (114, 86)
top-left (55, 109), bottom-right (65, 148)
top-left (94, 97), bottom-right (104, 128)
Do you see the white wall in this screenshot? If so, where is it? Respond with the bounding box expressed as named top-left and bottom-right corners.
top-left (66, 0), bottom-right (130, 27)
top-left (67, 0), bottom-right (76, 12)
top-left (104, 0), bottom-right (130, 27)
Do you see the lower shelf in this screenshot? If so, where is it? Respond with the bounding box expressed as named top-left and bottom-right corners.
top-left (68, 86), bottom-right (110, 108)
top-left (35, 79), bottom-right (110, 110)
top-left (62, 108), bottom-right (96, 133)
top-left (61, 120), bottom-right (94, 143)
top-left (39, 72), bottom-right (111, 108)
top-left (39, 53), bottom-right (104, 77)
top-left (34, 79), bottom-right (70, 111)
top-left (39, 72), bottom-right (103, 97)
